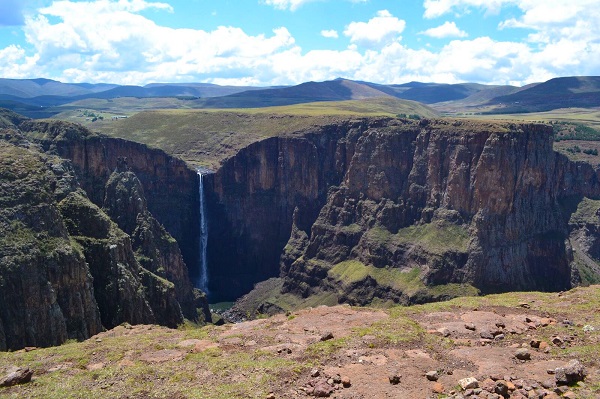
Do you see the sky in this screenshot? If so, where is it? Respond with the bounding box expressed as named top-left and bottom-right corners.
top-left (0, 0), bottom-right (599, 86)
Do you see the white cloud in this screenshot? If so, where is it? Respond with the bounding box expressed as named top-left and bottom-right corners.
top-left (343, 10), bottom-right (405, 48)
top-left (263, 0), bottom-right (368, 11)
top-left (423, 0), bottom-right (509, 19)
top-left (422, 21), bottom-right (468, 38)
top-left (1, 0), bottom-right (599, 87)
top-left (263, 0), bottom-right (312, 11)
top-left (321, 29), bottom-right (339, 38)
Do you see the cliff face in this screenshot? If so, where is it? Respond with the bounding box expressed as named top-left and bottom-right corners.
top-left (0, 139), bottom-right (103, 350)
top-left (209, 118), bottom-right (600, 306)
top-left (103, 163), bottom-right (208, 322)
top-left (19, 120), bottom-right (200, 281)
top-left (0, 115), bottom-right (208, 350)
top-left (207, 120), bottom-right (377, 300)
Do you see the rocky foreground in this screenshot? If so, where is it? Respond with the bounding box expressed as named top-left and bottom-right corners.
top-left (0, 286), bottom-right (598, 399)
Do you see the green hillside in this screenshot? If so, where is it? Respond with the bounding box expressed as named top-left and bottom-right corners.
top-left (78, 98), bottom-right (438, 168)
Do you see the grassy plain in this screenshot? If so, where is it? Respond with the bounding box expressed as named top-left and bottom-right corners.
top-left (51, 97), bottom-right (437, 168)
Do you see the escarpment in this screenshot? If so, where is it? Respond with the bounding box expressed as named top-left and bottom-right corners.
top-left (0, 113), bottom-right (207, 350)
top-left (18, 120), bottom-right (200, 280)
top-left (207, 119), bottom-right (381, 300)
top-left (207, 119), bottom-right (600, 308)
top-left (0, 139), bottom-right (102, 350)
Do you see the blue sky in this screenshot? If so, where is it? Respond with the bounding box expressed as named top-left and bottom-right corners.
top-left (0, 0), bottom-right (599, 86)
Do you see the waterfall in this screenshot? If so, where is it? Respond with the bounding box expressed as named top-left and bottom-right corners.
top-left (197, 170), bottom-right (209, 294)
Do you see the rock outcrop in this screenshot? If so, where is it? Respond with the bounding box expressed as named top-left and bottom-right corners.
top-left (208, 118), bottom-right (600, 306)
top-left (18, 120), bottom-right (200, 283)
top-left (0, 112), bottom-right (209, 350)
top-left (0, 138), bottom-right (102, 350)
top-left (103, 160), bottom-right (209, 322)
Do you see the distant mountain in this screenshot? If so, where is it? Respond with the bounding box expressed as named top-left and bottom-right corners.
top-left (0, 79), bottom-right (274, 111)
top-left (195, 79), bottom-right (392, 108)
top-left (487, 76), bottom-right (600, 112)
top-left (361, 81), bottom-right (488, 104)
top-left (0, 78), bottom-right (118, 98)
top-left (0, 76), bottom-right (598, 118)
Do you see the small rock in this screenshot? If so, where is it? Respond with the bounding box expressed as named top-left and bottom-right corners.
top-left (438, 327), bottom-right (451, 337)
top-left (432, 382), bottom-right (444, 393)
top-left (389, 374), bottom-right (402, 385)
top-left (539, 341), bottom-right (549, 351)
top-left (554, 360), bottom-right (586, 386)
top-left (312, 380), bottom-right (334, 397)
top-left (425, 370), bottom-right (439, 381)
top-left (0, 367), bottom-right (33, 387)
top-left (554, 385), bottom-right (569, 394)
top-left (562, 391), bottom-right (577, 399)
top-left (495, 322), bottom-right (506, 328)
top-left (458, 377), bottom-right (479, 390)
top-left (551, 336), bottom-right (563, 346)
top-left (506, 380), bottom-right (516, 391)
top-left (514, 348), bottom-right (531, 360)
top-left (495, 380), bottom-right (510, 396)
top-left (480, 330), bottom-right (494, 340)
top-left (320, 332), bottom-right (334, 342)
top-left (541, 379), bottom-right (555, 389)
top-left (266, 393), bottom-right (276, 399)
top-left (519, 303), bottom-right (531, 309)
top-left (341, 376), bottom-right (351, 388)
top-left (311, 368), bottom-right (320, 377)
top-left (530, 339), bottom-right (541, 348)
top-left (494, 333), bottom-right (505, 340)
top-left (465, 323), bottom-right (476, 331)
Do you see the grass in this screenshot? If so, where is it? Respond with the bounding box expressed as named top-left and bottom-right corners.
top-left (569, 197), bottom-right (600, 225)
top-left (1, 286), bottom-right (599, 398)
top-left (365, 222), bottom-right (470, 255)
top-left (49, 97), bottom-right (438, 169)
top-left (329, 260), bottom-right (423, 292)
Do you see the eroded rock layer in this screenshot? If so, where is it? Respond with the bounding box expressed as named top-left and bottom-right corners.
top-left (208, 118), bottom-right (600, 305)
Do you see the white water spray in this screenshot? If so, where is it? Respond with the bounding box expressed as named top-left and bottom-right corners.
top-left (197, 170), bottom-right (209, 294)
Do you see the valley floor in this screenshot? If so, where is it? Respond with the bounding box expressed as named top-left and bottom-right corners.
top-left (1, 287), bottom-right (599, 398)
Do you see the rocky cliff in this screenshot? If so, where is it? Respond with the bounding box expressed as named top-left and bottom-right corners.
top-left (0, 136), bottom-right (103, 350)
top-left (208, 118), bottom-right (600, 307)
top-left (0, 113), bottom-right (208, 350)
top-left (19, 120), bottom-right (200, 283)
top-left (207, 120), bottom-right (375, 300)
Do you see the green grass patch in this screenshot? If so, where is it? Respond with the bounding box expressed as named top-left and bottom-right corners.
top-left (328, 260), bottom-right (424, 293)
top-left (569, 197), bottom-right (600, 225)
top-left (365, 222), bottom-right (470, 254)
top-left (394, 222), bottom-right (470, 252)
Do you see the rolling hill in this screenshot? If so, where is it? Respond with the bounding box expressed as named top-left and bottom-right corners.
top-left (0, 76), bottom-right (598, 119)
top-left (487, 76), bottom-right (600, 113)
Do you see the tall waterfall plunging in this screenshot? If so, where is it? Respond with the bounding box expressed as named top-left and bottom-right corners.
top-left (197, 170), bottom-right (209, 294)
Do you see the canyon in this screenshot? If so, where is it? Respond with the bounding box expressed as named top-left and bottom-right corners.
top-left (2, 109), bottom-right (600, 351)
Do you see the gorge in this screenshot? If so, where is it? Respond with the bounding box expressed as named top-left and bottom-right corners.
top-left (2, 109), bottom-right (600, 350)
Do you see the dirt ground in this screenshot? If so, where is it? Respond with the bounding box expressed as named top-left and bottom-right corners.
top-left (0, 287), bottom-right (599, 399)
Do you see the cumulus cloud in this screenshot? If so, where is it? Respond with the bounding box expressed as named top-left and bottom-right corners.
top-left (321, 29), bottom-right (339, 38)
top-left (422, 21), bottom-right (467, 38)
top-left (263, 0), bottom-right (368, 11)
top-left (343, 10), bottom-right (406, 48)
top-left (0, 0), bottom-right (599, 86)
top-left (423, 0), bottom-right (509, 19)
top-left (11, 0), bottom-right (296, 84)
top-left (262, 0), bottom-right (312, 11)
